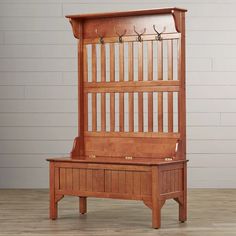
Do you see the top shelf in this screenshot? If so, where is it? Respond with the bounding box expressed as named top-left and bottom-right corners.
top-left (65, 7), bottom-right (187, 19)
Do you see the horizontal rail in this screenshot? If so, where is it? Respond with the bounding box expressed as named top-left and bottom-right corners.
top-left (84, 33), bottom-right (181, 44)
top-left (84, 81), bottom-right (180, 93)
top-left (84, 131), bottom-right (180, 139)
top-left (85, 86), bottom-right (179, 93)
top-left (85, 80), bottom-right (179, 88)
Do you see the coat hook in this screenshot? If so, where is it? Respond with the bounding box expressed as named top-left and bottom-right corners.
top-left (115, 29), bottom-right (127, 43)
top-left (133, 26), bottom-right (146, 42)
top-left (153, 25), bottom-right (166, 41)
top-left (95, 28), bottom-right (104, 44)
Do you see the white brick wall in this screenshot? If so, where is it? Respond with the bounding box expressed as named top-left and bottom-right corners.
top-left (0, 0), bottom-right (235, 188)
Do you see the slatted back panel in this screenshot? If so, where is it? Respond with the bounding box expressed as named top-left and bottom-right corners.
top-left (73, 12), bottom-right (184, 160)
top-left (82, 35), bottom-right (180, 159)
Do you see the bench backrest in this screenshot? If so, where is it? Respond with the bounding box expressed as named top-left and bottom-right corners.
top-left (68, 8), bottom-right (186, 160)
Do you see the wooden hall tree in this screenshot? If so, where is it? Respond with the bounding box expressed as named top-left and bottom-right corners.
top-left (47, 7), bottom-right (188, 229)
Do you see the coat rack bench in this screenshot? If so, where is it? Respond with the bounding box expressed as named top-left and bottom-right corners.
top-left (47, 7), bottom-right (188, 229)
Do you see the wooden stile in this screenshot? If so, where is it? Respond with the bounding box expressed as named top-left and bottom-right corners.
top-left (48, 8), bottom-right (188, 229)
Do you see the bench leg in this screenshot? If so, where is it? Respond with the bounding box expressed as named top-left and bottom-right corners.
top-left (152, 201), bottom-right (161, 229)
top-left (179, 198), bottom-right (187, 222)
top-left (49, 162), bottom-right (57, 220)
top-left (79, 197), bottom-right (87, 214)
top-left (50, 196), bottom-right (58, 220)
top-left (179, 163), bottom-right (187, 222)
top-left (151, 166), bottom-right (162, 229)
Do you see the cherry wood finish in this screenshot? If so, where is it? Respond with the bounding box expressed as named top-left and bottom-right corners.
top-left (47, 7), bottom-right (187, 229)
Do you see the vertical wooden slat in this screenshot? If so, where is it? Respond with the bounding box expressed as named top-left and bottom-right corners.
top-left (59, 168), bottom-right (65, 190)
top-left (128, 42), bottom-right (134, 132)
top-left (125, 171), bottom-right (133, 194)
top-left (158, 40), bottom-right (163, 132)
top-left (101, 44), bottom-right (106, 131)
top-left (168, 40), bottom-right (174, 132)
top-left (162, 171), bottom-right (166, 193)
top-left (92, 44), bottom-right (97, 131)
top-left (174, 169), bottom-right (178, 191)
top-left (92, 169), bottom-right (104, 192)
top-left (86, 169), bottom-right (93, 191)
top-left (101, 93), bottom-right (106, 131)
top-left (118, 171), bottom-right (126, 193)
top-left (133, 171), bottom-right (141, 195)
top-left (110, 93), bottom-right (115, 132)
top-left (147, 41), bottom-right (153, 132)
top-left (66, 168), bottom-right (73, 190)
top-left (72, 168), bottom-right (80, 191)
top-left (119, 43), bottom-right (124, 132)
top-left (92, 93), bottom-right (97, 131)
top-left (147, 172), bottom-right (152, 195)
top-left (110, 43), bottom-right (115, 82)
top-left (79, 169), bottom-right (87, 191)
top-left (101, 44), bottom-right (106, 82)
top-left (55, 167), bottom-right (59, 190)
top-left (84, 92), bottom-right (88, 131)
top-left (119, 93), bottom-right (124, 131)
top-left (171, 170), bottom-right (175, 192)
top-left (105, 170), bottom-right (112, 192)
top-left (140, 172), bottom-right (148, 195)
top-left (92, 44), bottom-right (97, 82)
top-left (119, 43), bottom-right (124, 82)
top-left (141, 172), bottom-right (151, 195)
top-left (110, 43), bottom-right (115, 132)
top-left (166, 170), bottom-right (170, 193)
top-left (138, 42), bottom-right (143, 132)
top-left (111, 170), bottom-right (119, 193)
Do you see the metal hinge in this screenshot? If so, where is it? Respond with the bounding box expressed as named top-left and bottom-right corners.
top-left (89, 154), bottom-right (96, 159)
top-left (125, 156), bottom-right (133, 160)
top-left (164, 157), bottom-right (173, 161)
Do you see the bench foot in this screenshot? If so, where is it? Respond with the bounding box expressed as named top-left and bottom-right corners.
top-left (152, 205), bottom-right (161, 229)
top-left (79, 197), bottom-right (87, 214)
top-left (50, 201), bottom-right (58, 220)
top-left (174, 196), bottom-right (187, 222)
top-left (179, 201), bottom-right (187, 222)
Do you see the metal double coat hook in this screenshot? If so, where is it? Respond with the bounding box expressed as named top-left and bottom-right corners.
top-left (133, 26), bottom-right (146, 42)
top-left (95, 28), bottom-right (104, 44)
top-left (153, 25), bottom-right (166, 41)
